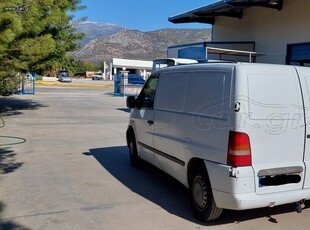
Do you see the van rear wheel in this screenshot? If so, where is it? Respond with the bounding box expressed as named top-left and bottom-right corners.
top-left (190, 168), bottom-right (223, 222)
top-left (128, 134), bottom-right (141, 167)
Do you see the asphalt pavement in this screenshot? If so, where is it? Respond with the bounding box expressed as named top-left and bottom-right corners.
top-left (1, 86), bottom-right (310, 230)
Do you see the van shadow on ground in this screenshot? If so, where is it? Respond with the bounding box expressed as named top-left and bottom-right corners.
top-left (88, 146), bottom-right (198, 223)
top-left (88, 146), bottom-right (310, 225)
top-left (116, 108), bottom-right (131, 113)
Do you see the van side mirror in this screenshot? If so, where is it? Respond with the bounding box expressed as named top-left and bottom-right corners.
top-left (126, 96), bottom-right (136, 108)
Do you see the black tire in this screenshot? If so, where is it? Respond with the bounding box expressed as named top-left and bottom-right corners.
top-left (190, 167), bottom-right (223, 222)
top-left (128, 134), bottom-right (141, 167)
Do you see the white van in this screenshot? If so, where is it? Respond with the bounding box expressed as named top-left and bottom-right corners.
top-left (126, 63), bottom-right (310, 222)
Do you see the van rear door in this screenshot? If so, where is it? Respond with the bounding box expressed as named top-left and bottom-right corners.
top-left (236, 65), bottom-right (306, 195)
top-left (295, 66), bottom-right (310, 189)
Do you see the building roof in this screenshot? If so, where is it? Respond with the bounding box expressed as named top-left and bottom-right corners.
top-left (169, 0), bottom-right (283, 25)
top-left (112, 58), bottom-right (153, 69)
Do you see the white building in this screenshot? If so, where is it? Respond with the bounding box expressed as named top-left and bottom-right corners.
top-left (169, 0), bottom-right (310, 66)
top-left (111, 58), bottom-right (152, 80)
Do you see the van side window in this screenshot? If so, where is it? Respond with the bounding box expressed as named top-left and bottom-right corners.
top-left (135, 75), bottom-right (159, 109)
top-left (184, 72), bottom-right (227, 118)
top-left (157, 73), bottom-right (188, 112)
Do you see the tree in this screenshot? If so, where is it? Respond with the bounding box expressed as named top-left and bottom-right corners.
top-left (0, 0), bottom-right (85, 94)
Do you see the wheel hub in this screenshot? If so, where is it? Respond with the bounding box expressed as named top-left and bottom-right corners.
top-left (193, 176), bottom-right (207, 210)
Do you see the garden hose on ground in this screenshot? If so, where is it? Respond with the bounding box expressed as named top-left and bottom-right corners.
top-left (0, 117), bottom-right (26, 146)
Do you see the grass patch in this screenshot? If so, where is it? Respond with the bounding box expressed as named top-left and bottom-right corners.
top-left (35, 80), bottom-right (113, 89)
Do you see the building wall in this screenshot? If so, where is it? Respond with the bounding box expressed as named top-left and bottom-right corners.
top-left (168, 42), bottom-right (256, 62)
top-left (213, 0), bottom-right (310, 64)
top-left (168, 43), bottom-right (207, 58)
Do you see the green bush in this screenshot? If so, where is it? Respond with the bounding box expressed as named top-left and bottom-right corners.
top-left (0, 73), bottom-right (21, 96)
top-left (35, 74), bottom-right (42, 81)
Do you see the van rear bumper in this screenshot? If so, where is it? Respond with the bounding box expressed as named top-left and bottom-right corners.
top-left (213, 188), bottom-right (310, 210)
top-left (204, 160), bottom-right (310, 210)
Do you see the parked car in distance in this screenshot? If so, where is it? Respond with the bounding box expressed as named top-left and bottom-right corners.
top-left (57, 71), bottom-right (72, 83)
top-left (128, 74), bottom-right (145, 84)
top-left (92, 72), bottom-right (104, 80)
top-left (57, 70), bottom-right (68, 78)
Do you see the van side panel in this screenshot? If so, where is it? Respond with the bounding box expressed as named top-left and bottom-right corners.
top-left (153, 67), bottom-right (233, 185)
top-left (183, 71), bottom-right (233, 164)
top-left (295, 66), bottom-right (310, 189)
top-left (152, 72), bottom-right (189, 183)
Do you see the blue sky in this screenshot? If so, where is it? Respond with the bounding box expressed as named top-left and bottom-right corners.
top-left (73, 0), bottom-right (215, 31)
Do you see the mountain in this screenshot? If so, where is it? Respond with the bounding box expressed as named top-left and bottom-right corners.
top-left (72, 23), bottom-right (212, 63)
top-left (73, 21), bottom-right (125, 45)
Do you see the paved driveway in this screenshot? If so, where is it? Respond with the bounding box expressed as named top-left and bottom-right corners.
top-left (0, 87), bottom-right (310, 230)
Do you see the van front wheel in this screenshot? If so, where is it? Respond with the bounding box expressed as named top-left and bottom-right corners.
top-left (190, 169), bottom-right (223, 222)
top-left (128, 134), bottom-right (141, 167)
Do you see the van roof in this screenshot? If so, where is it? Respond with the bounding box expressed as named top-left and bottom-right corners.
top-left (153, 62), bottom-right (301, 74)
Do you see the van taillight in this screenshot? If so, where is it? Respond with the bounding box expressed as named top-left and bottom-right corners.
top-left (227, 131), bottom-right (252, 167)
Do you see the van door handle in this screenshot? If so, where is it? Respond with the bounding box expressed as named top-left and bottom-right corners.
top-left (147, 120), bottom-right (154, 125)
top-left (307, 134), bottom-right (310, 139)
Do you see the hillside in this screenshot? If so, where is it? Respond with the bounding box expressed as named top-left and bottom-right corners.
top-left (72, 28), bottom-right (212, 63)
top-left (73, 21), bottom-right (125, 45)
